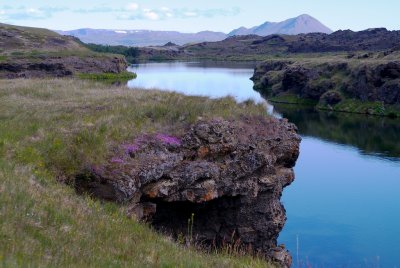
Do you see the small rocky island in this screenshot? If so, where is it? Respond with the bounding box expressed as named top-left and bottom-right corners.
top-left (75, 116), bottom-right (301, 267)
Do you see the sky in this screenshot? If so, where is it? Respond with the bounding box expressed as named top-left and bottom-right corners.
top-left (0, 0), bottom-right (399, 33)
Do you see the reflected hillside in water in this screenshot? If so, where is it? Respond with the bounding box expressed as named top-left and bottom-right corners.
top-left (183, 60), bottom-right (258, 69)
top-left (273, 104), bottom-right (400, 160)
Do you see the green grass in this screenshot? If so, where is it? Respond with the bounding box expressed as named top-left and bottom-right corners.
top-left (0, 23), bottom-right (60, 38)
top-left (77, 72), bottom-right (137, 82)
top-left (318, 99), bottom-right (400, 117)
top-left (0, 79), bottom-right (273, 267)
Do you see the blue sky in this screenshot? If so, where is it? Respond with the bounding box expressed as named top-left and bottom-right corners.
top-left (0, 0), bottom-right (399, 32)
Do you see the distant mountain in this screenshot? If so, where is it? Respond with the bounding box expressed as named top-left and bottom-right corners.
top-left (56, 14), bottom-right (332, 46)
top-left (56, 29), bottom-right (227, 47)
top-left (229, 14), bottom-right (332, 36)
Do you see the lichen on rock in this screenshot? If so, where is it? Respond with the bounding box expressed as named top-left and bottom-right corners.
top-left (75, 116), bottom-right (301, 267)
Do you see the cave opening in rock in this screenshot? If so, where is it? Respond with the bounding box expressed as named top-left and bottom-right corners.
top-left (144, 195), bottom-right (244, 249)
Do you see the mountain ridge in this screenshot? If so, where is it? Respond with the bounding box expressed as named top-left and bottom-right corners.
top-left (229, 14), bottom-right (332, 36)
top-left (57, 14), bottom-right (332, 46)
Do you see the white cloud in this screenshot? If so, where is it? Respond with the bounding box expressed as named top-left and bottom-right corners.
top-left (143, 10), bottom-right (159, 20)
top-left (1, 6), bottom-right (67, 20)
top-left (26, 8), bottom-right (40, 14)
top-left (116, 6), bottom-right (240, 21)
top-left (126, 3), bottom-right (139, 11)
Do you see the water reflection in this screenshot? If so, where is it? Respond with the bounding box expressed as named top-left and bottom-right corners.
top-left (127, 61), bottom-right (264, 103)
top-left (273, 103), bottom-right (400, 160)
top-left (280, 137), bottom-right (400, 267)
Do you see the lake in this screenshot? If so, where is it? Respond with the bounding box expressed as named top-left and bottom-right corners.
top-left (127, 62), bottom-right (400, 267)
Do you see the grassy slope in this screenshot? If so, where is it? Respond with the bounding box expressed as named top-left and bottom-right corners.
top-left (0, 23), bottom-right (84, 54)
top-left (0, 79), bottom-right (274, 267)
top-left (0, 23), bottom-right (125, 69)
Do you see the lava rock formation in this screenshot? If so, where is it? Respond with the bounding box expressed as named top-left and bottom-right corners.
top-left (75, 116), bottom-right (301, 267)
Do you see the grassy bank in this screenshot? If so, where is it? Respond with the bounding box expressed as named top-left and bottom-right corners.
top-left (0, 79), bottom-right (273, 267)
top-left (317, 99), bottom-right (400, 118)
top-left (77, 72), bottom-right (137, 83)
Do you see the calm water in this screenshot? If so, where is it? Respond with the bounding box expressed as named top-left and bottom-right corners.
top-left (128, 61), bottom-right (263, 102)
top-left (127, 62), bottom-right (400, 267)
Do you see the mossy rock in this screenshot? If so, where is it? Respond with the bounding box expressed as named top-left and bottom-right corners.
top-left (319, 90), bottom-right (343, 105)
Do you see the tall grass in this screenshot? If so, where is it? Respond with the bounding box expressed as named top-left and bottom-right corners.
top-left (0, 79), bottom-right (273, 267)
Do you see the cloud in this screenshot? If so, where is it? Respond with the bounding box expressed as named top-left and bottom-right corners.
top-left (0, 3), bottom-right (240, 22)
top-left (74, 3), bottom-right (240, 21)
top-left (118, 7), bottom-right (241, 21)
top-left (143, 10), bottom-right (159, 20)
top-left (73, 3), bottom-right (140, 14)
top-left (1, 6), bottom-right (68, 20)
top-left (74, 7), bottom-right (113, 13)
top-left (126, 3), bottom-right (139, 11)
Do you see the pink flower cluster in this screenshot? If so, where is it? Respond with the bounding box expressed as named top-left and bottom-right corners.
top-left (156, 133), bottom-right (181, 146)
top-left (123, 144), bottom-right (140, 154)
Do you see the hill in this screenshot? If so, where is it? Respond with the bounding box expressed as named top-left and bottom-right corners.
top-left (0, 23), bottom-right (128, 78)
top-left (56, 28), bottom-right (227, 47)
top-left (56, 14), bottom-right (332, 47)
top-left (148, 28), bottom-right (400, 61)
top-left (229, 14), bottom-right (332, 36)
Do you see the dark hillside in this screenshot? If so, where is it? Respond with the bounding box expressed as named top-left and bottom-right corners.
top-left (0, 23), bottom-right (128, 78)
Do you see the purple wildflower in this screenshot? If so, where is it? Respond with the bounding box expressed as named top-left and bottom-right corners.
top-left (156, 133), bottom-right (181, 146)
top-left (123, 144), bottom-right (140, 154)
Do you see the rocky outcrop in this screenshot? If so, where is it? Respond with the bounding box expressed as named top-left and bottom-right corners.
top-left (251, 60), bottom-right (400, 116)
top-left (75, 116), bottom-right (301, 267)
top-left (151, 28), bottom-right (400, 61)
top-left (287, 28), bottom-right (400, 53)
top-left (0, 56), bottom-right (127, 79)
top-left (0, 23), bottom-right (128, 78)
